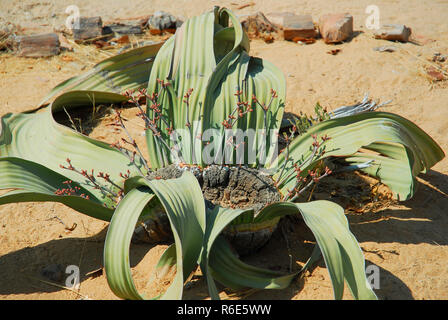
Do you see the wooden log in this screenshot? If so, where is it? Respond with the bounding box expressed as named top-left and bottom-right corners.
top-left (73, 16), bottom-right (103, 42)
top-left (103, 21), bottom-right (143, 35)
top-left (15, 33), bottom-right (60, 57)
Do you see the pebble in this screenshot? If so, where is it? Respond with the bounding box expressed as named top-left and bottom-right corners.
top-left (373, 45), bottom-right (398, 53)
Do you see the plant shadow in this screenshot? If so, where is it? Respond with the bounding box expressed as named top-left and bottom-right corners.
top-left (346, 169), bottom-right (448, 246)
top-left (0, 169), bottom-right (445, 299)
top-left (0, 227), bottom-right (162, 296)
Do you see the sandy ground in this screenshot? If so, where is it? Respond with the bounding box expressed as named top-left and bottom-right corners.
top-left (0, 0), bottom-right (448, 300)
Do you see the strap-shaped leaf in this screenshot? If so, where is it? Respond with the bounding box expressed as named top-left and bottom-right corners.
top-left (106, 175), bottom-right (315, 300)
top-left (144, 8), bottom-right (286, 169)
top-left (344, 143), bottom-right (415, 197)
top-left (253, 201), bottom-right (377, 300)
top-left (273, 112), bottom-right (445, 200)
top-left (104, 171), bottom-right (205, 299)
top-left (38, 42), bottom-right (163, 107)
top-left (103, 187), bottom-right (156, 299)
top-left (200, 205), bottom-right (320, 300)
top-left (0, 157), bottom-right (113, 220)
top-left (207, 236), bottom-right (300, 294)
top-left (1, 91), bottom-right (147, 208)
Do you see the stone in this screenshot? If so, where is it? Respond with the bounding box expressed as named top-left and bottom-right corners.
top-left (73, 16), bottom-right (103, 42)
top-left (149, 11), bottom-right (182, 32)
top-left (283, 14), bottom-right (317, 41)
top-left (264, 12), bottom-right (295, 28)
top-left (374, 24), bottom-right (411, 42)
top-left (319, 13), bottom-right (353, 43)
top-left (15, 33), bottom-right (60, 57)
top-left (240, 12), bottom-right (278, 39)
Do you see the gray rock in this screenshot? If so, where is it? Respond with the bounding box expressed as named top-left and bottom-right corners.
top-left (149, 11), bottom-right (182, 31)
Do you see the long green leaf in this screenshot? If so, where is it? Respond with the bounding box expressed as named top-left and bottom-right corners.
top-left (273, 112), bottom-right (445, 200)
top-left (0, 157), bottom-right (113, 220)
top-left (254, 201), bottom-right (377, 300)
top-left (104, 171), bottom-right (205, 299)
top-left (103, 187), bottom-right (155, 299)
top-left (144, 8), bottom-right (286, 169)
top-left (0, 91), bottom-right (147, 211)
top-left (38, 43), bottom-right (163, 107)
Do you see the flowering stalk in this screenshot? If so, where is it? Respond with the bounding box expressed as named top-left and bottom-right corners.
top-left (59, 158), bottom-right (122, 204)
top-left (277, 134), bottom-right (331, 188)
top-left (288, 166), bottom-right (332, 202)
top-left (124, 81), bottom-right (185, 164)
top-left (281, 134), bottom-right (332, 201)
top-left (183, 88), bottom-right (194, 162)
top-left (276, 121), bottom-right (297, 185)
top-left (112, 109), bottom-right (151, 174)
top-left (252, 89), bottom-right (278, 134)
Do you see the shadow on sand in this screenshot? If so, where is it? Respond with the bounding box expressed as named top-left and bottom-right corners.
top-left (0, 170), bottom-right (446, 299)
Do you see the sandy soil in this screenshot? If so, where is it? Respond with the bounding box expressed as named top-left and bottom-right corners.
top-left (0, 0), bottom-right (447, 300)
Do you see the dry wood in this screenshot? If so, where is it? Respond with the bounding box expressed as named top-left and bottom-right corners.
top-left (15, 33), bottom-right (60, 57)
top-left (73, 16), bottom-right (103, 42)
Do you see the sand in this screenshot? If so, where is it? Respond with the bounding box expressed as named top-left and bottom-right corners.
top-left (0, 0), bottom-right (447, 300)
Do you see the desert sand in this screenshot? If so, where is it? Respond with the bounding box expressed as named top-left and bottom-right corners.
top-left (0, 0), bottom-right (447, 300)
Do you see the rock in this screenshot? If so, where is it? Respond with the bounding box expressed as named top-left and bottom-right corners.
top-left (240, 12), bottom-right (278, 39)
top-left (14, 33), bottom-right (60, 57)
top-left (264, 12), bottom-right (295, 28)
top-left (149, 11), bottom-right (182, 32)
top-left (42, 264), bottom-right (64, 282)
top-left (319, 13), bottom-right (353, 43)
top-left (374, 24), bottom-right (411, 42)
top-left (283, 14), bottom-right (317, 41)
top-left (73, 17), bottom-right (103, 42)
